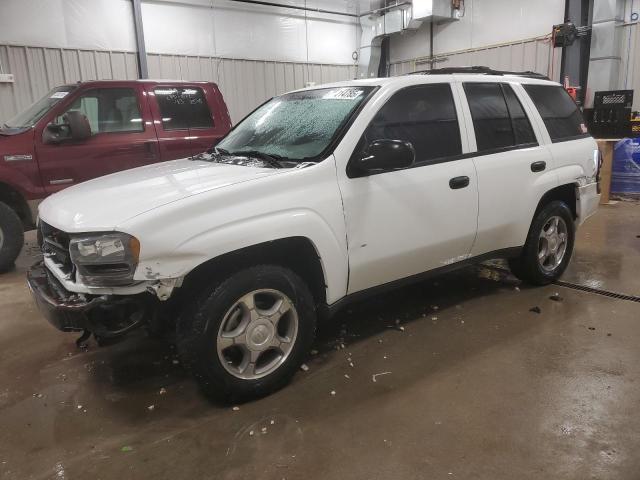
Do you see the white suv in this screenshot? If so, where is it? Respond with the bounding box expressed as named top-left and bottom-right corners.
top-left (29, 69), bottom-right (600, 401)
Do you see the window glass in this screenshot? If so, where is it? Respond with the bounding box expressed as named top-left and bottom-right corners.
top-left (464, 83), bottom-right (514, 151)
top-left (55, 88), bottom-right (143, 134)
top-left (361, 83), bottom-right (462, 164)
top-left (523, 84), bottom-right (587, 142)
top-left (5, 85), bottom-right (77, 128)
top-left (154, 87), bottom-right (214, 130)
top-left (217, 86), bottom-right (374, 160)
top-left (502, 85), bottom-right (537, 145)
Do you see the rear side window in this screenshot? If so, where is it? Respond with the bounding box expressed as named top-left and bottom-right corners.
top-left (464, 83), bottom-right (514, 151)
top-left (362, 83), bottom-right (462, 164)
top-left (523, 84), bottom-right (588, 142)
top-left (502, 85), bottom-right (537, 145)
top-left (154, 87), bottom-right (214, 130)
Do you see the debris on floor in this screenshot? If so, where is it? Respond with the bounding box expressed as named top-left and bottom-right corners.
top-left (300, 363), bottom-right (309, 372)
top-left (588, 327), bottom-right (596, 331)
top-left (529, 306), bottom-right (541, 314)
top-left (372, 372), bottom-right (392, 383)
top-left (147, 405), bottom-right (155, 411)
top-left (549, 293), bottom-right (563, 302)
top-left (159, 387), bottom-right (167, 395)
top-left (330, 390), bottom-right (336, 396)
top-left (121, 446), bottom-right (133, 452)
top-left (232, 406), bottom-right (240, 411)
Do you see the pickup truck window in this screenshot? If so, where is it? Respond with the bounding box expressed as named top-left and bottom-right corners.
top-left (154, 87), bottom-right (214, 130)
top-left (54, 88), bottom-right (144, 134)
top-left (3, 85), bottom-right (77, 129)
top-left (523, 84), bottom-right (588, 142)
top-left (216, 86), bottom-right (375, 161)
top-left (359, 83), bottom-right (462, 165)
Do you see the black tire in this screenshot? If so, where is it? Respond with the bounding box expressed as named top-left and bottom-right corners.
top-left (509, 200), bottom-right (575, 285)
top-left (0, 201), bottom-right (24, 273)
top-left (177, 265), bottom-right (316, 403)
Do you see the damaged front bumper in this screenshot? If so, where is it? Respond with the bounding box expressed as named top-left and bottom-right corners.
top-left (27, 261), bottom-right (151, 337)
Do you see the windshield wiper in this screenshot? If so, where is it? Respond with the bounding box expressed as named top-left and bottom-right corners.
top-left (212, 146), bottom-right (230, 155)
top-left (230, 150), bottom-right (284, 169)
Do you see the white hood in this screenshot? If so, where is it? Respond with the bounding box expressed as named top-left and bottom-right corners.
top-left (38, 158), bottom-right (281, 232)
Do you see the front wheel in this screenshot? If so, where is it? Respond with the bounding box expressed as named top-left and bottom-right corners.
top-left (509, 200), bottom-right (575, 285)
top-left (177, 265), bottom-right (316, 402)
top-left (0, 202), bottom-right (24, 273)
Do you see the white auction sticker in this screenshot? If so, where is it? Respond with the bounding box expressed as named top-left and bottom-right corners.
top-left (323, 88), bottom-right (364, 100)
top-left (50, 91), bottom-right (69, 99)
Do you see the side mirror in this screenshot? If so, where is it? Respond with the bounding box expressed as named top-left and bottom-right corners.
top-left (42, 111), bottom-right (92, 145)
top-left (355, 139), bottom-right (415, 174)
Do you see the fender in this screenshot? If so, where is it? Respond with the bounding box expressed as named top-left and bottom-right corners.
top-left (137, 209), bottom-right (347, 304)
top-left (511, 167), bottom-right (561, 246)
top-left (122, 159), bottom-right (349, 304)
top-left (0, 164), bottom-right (43, 200)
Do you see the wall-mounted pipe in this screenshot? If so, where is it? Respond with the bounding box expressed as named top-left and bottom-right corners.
top-left (226, 0), bottom-right (358, 17)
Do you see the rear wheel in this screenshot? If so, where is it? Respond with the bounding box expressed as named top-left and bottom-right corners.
top-left (177, 265), bottom-right (316, 402)
top-left (0, 202), bottom-right (24, 273)
top-left (509, 201), bottom-right (575, 285)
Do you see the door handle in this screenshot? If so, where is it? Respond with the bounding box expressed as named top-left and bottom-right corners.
top-left (449, 176), bottom-right (470, 189)
top-left (531, 161), bottom-right (546, 172)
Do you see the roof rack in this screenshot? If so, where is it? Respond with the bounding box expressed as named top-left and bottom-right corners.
top-left (407, 66), bottom-right (550, 80)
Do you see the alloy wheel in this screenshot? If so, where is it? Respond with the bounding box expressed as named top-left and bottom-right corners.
top-left (216, 289), bottom-right (299, 380)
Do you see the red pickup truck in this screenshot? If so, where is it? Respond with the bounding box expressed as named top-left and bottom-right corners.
top-left (0, 80), bottom-right (232, 271)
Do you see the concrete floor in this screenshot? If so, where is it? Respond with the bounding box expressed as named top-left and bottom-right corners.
top-left (1, 202), bottom-right (639, 480)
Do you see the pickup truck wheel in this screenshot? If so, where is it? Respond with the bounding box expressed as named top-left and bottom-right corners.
top-left (0, 202), bottom-right (24, 273)
top-left (177, 265), bottom-right (316, 402)
top-left (509, 201), bottom-right (575, 285)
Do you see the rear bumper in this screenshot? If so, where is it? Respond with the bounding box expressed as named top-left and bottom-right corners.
top-left (26, 261), bottom-right (103, 332)
top-left (577, 182), bottom-right (600, 225)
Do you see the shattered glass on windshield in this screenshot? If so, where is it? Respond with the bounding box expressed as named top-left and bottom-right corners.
top-left (214, 86), bottom-right (375, 163)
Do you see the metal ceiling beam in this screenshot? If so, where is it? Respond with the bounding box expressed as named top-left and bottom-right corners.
top-left (132, 0), bottom-right (149, 79)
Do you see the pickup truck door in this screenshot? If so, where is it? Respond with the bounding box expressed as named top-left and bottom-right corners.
top-left (35, 84), bottom-right (159, 194)
top-left (459, 81), bottom-right (556, 257)
top-left (147, 84), bottom-right (228, 159)
top-left (338, 83), bottom-right (479, 294)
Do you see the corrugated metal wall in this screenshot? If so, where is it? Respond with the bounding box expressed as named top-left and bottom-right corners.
top-left (0, 43), bottom-right (357, 125)
top-left (389, 35), bottom-right (563, 82)
top-left (146, 53), bottom-right (357, 122)
top-left (389, 25), bottom-right (640, 111)
top-left (0, 45), bottom-right (138, 123)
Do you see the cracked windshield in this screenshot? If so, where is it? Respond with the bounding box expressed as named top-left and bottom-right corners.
top-left (215, 86), bottom-right (375, 162)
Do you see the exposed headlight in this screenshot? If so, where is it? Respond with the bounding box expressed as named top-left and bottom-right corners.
top-left (69, 233), bottom-right (140, 286)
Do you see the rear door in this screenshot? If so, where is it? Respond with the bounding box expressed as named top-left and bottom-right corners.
top-left (458, 81), bottom-right (555, 256)
top-left (338, 82), bottom-right (479, 294)
top-left (35, 84), bottom-right (159, 194)
top-left (148, 84), bottom-right (228, 160)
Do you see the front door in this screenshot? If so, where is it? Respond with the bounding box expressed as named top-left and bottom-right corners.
top-left (36, 85), bottom-right (158, 194)
top-left (338, 83), bottom-right (479, 294)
